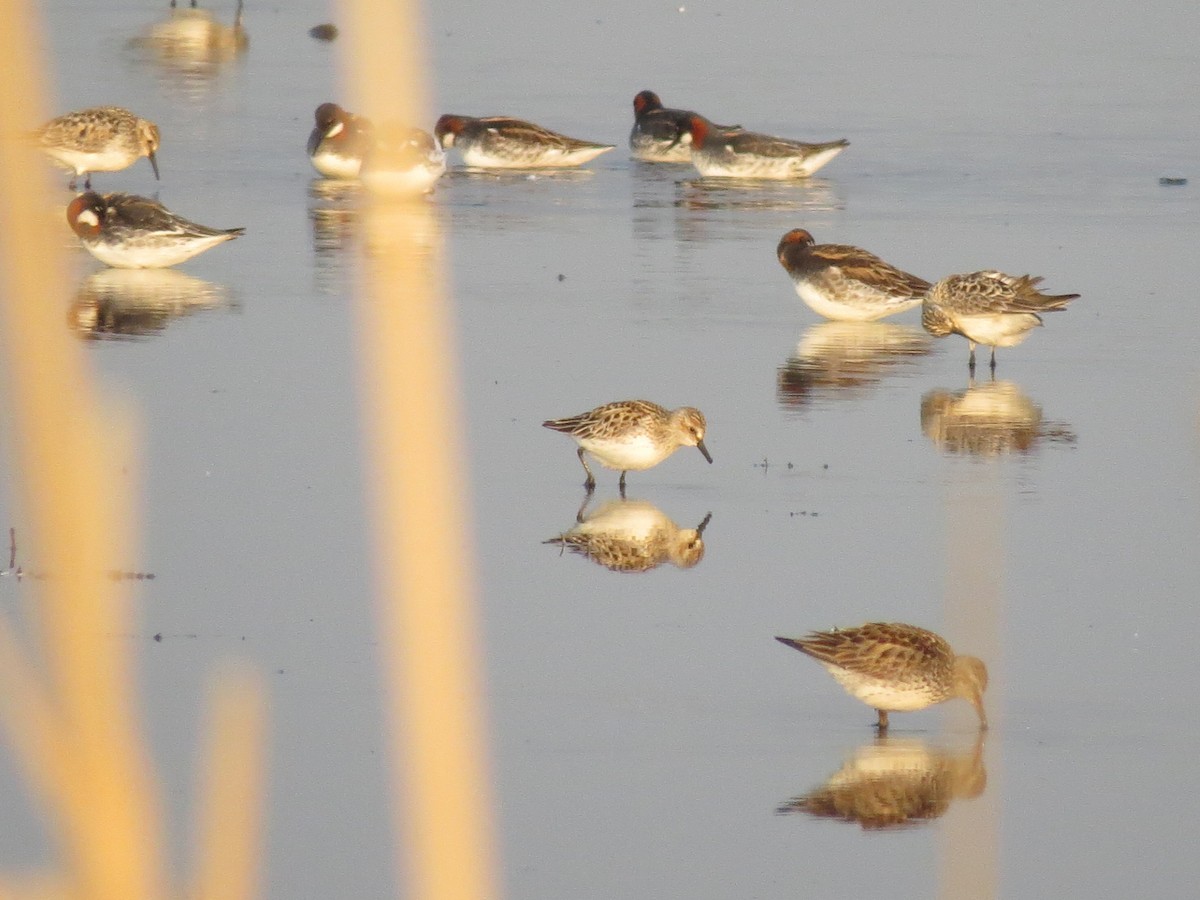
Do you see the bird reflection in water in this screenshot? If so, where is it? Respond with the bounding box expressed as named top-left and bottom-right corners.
top-left (777, 734), bottom-right (986, 830)
top-left (308, 179), bottom-right (361, 293)
top-left (127, 1), bottom-right (248, 97)
top-left (921, 378), bottom-right (1077, 456)
top-left (777, 321), bottom-right (931, 410)
top-left (544, 495), bottom-right (711, 573)
top-left (674, 177), bottom-right (843, 214)
top-left (69, 268), bottom-right (232, 340)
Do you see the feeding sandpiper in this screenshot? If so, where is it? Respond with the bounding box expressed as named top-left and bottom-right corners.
top-left (542, 400), bottom-right (712, 492)
top-left (434, 114), bottom-right (614, 169)
top-left (775, 622), bottom-right (988, 731)
top-left (679, 114), bottom-right (848, 179)
top-left (307, 102), bottom-right (374, 180)
top-left (67, 192), bottom-right (244, 268)
top-left (776, 228), bottom-right (930, 321)
top-left (922, 270), bottom-right (1080, 373)
top-left (37, 106), bottom-right (160, 190)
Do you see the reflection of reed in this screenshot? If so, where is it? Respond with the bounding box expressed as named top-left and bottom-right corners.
top-left (921, 379), bottom-right (1077, 456)
top-left (70, 268), bottom-right (232, 340)
top-left (777, 735), bottom-right (986, 830)
top-left (777, 321), bottom-right (931, 409)
top-left (127, 1), bottom-right (248, 97)
top-left (544, 496), bottom-right (711, 573)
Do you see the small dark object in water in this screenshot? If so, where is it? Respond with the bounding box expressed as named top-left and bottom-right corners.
top-left (309, 23), bottom-right (338, 41)
top-left (1158, 177), bottom-right (1187, 186)
top-left (557, 273), bottom-right (565, 282)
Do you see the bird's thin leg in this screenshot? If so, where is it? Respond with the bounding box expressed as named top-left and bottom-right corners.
top-left (989, 346), bottom-right (997, 373)
top-left (967, 341), bottom-right (977, 375)
top-left (577, 447), bottom-right (595, 492)
top-left (875, 709), bottom-right (889, 731)
top-left (83, 173), bottom-right (91, 190)
top-left (618, 470), bottom-right (627, 494)
top-left (574, 491), bottom-right (594, 524)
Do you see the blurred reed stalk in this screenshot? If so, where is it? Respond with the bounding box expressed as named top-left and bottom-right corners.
top-left (0, 2), bottom-right (263, 898)
top-left (337, 0), bottom-right (499, 897)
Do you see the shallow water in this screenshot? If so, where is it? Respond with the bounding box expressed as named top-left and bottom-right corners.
top-left (1, 0), bottom-right (1199, 897)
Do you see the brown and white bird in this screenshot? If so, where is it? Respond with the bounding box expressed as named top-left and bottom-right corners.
top-left (775, 623), bottom-right (988, 731)
top-left (37, 106), bottom-right (160, 190)
top-left (922, 271), bottom-right (1080, 373)
top-left (628, 90), bottom-right (739, 163)
top-left (435, 114), bottom-right (614, 169)
top-left (776, 228), bottom-right (930, 321)
top-left (67, 192), bottom-right (243, 268)
top-left (542, 400), bottom-right (712, 492)
top-left (680, 114), bottom-right (848, 179)
top-left (306, 102), bottom-right (374, 179)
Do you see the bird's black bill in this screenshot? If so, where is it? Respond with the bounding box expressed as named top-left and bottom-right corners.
top-left (697, 439), bottom-right (713, 464)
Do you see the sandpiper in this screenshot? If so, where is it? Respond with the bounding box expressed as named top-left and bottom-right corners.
top-left (629, 90), bottom-right (739, 164)
top-left (680, 114), bottom-right (847, 179)
top-left (37, 106), bottom-right (160, 190)
top-left (775, 623), bottom-right (988, 731)
top-left (776, 228), bottom-right (930, 321)
top-left (67, 192), bottom-right (244, 268)
top-left (542, 400), bottom-right (712, 492)
top-left (307, 102), bottom-right (374, 179)
top-left (922, 271), bottom-right (1080, 373)
top-left (361, 124), bottom-right (446, 196)
top-left (434, 114), bottom-right (614, 169)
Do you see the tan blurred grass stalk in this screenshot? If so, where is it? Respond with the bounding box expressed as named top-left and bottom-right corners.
top-left (0, 1), bottom-right (263, 897)
top-left (337, 0), bottom-right (500, 896)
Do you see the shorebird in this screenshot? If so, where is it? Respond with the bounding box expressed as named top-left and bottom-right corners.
top-left (776, 228), bottom-right (930, 321)
top-left (307, 102), bottom-right (374, 179)
top-left (434, 114), bottom-right (614, 169)
top-left (680, 114), bottom-right (848, 179)
top-left (628, 90), bottom-right (739, 163)
top-left (922, 271), bottom-right (1080, 373)
top-left (66, 192), bottom-right (243, 268)
top-left (542, 400), bottom-right (712, 492)
top-left (37, 106), bottom-right (160, 190)
top-left (775, 623), bottom-right (988, 731)
top-left (360, 123), bottom-right (446, 195)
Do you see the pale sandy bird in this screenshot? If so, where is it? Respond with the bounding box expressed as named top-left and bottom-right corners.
top-left (545, 498), bottom-right (711, 573)
top-left (37, 106), bottom-right (160, 190)
top-left (307, 102), bottom-right (374, 180)
top-left (542, 400), bottom-right (712, 492)
top-left (628, 90), bottom-right (740, 164)
top-left (922, 271), bottom-right (1080, 373)
top-left (67, 192), bottom-right (243, 269)
top-left (680, 114), bottom-right (848, 179)
top-left (777, 735), bottom-right (986, 830)
top-left (360, 123), bottom-right (446, 196)
top-left (775, 623), bottom-right (988, 731)
top-left (776, 228), bottom-right (930, 321)
top-left (434, 114), bottom-right (614, 169)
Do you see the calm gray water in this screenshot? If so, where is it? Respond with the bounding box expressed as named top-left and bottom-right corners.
top-left (1, 0), bottom-right (1198, 897)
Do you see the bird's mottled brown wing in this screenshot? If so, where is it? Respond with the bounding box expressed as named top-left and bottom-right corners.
top-left (810, 244), bottom-right (931, 296)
